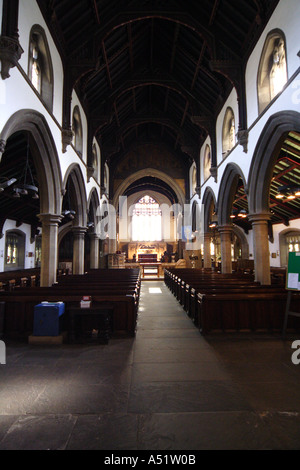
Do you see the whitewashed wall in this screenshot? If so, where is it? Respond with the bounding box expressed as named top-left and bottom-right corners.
top-left (246, 0), bottom-right (300, 126)
top-left (197, 0), bottom-right (300, 266)
top-left (18, 0), bottom-right (64, 122)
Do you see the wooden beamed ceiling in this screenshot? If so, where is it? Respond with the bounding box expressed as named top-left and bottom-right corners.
top-left (231, 132), bottom-right (300, 231)
top-left (37, 0), bottom-right (279, 163)
top-left (3, 0), bottom-right (298, 231)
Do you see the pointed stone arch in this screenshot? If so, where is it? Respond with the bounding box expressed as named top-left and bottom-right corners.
top-left (87, 187), bottom-right (101, 228)
top-left (62, 164), bottom-right (88, 228)
top-left (202, 186), bottom-right (217, 232)
top-left (0, 109), bottom-right (62, 215)
top-left (231, 224), bottom-right (249, 260)
top-left (218, 163), bottom-right (248, 226)
top-left (248, 110), bottom-right (300, 215)
top-left (112, 168), bottom-right (185, 209)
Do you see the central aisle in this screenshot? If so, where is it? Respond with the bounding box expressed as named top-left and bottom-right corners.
top-left (127, 280), bottom-right (255, 449)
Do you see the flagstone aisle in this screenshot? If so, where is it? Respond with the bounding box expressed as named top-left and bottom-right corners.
top-left (0, 280), bottom-right (300, 450)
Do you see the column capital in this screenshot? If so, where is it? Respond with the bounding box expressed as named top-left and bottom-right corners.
top-left (38, 213), bottom-right (63, 225)
top-left (72, 226), bottom-right (87, 237)
top-left (217, 224), bottom-right (233, 234)
top-left (204, 231), bottom-right (212, 239)
top-left (248, 212), bottom-right (271, 224)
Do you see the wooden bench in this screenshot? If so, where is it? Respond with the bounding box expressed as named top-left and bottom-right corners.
top-left (164, 268), bottom-right (300, 335)
top-left (196, 291), bottom-right (300, 334)
top-left (0, 269), bottom-right (141, 341)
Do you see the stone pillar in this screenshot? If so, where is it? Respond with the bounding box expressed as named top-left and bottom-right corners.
top-left (38, 213), bottom-right (62, 287)
top-left (89, 233), bottom-right (100, 269)
top-left (203, 232), bottom-right (211, 268)
top-left (248, 213), bottom-right (271, 285)
top-left (108, 237), bottom-right (117, 253)
top-left (177, 240), bottom-right (184, 259)
top-left (72, 227), bottom-right (87, 274)
top-left (218, 225), bottom-right (232, 274)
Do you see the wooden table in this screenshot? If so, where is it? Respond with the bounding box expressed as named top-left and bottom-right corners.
top-left (140, 263), bottom-right (161, 278)
top-left (68, 304), bottom-right (114, 344)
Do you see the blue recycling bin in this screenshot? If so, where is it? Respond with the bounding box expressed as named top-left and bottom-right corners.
top-left (33, 302), bottom-right (65, 336)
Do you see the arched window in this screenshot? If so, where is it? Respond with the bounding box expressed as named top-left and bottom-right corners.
top-left (28, 25), bottom-right (53, 112)
top-left (287, 233), bottom-right (300, 253)
top-left (203, 144), bottom-right (211, 181)
top-left (132, 195), bottom-right (162, 241)
top-left (257, 31), bottom-right (287, 114)
top-left (192, 201), bottom-right (200, 233)
top-left (31, 45), bottom-right (41, 92)
top-left (279, 229), bottom-right (300, 267)
top-left (192, 165), bottom-right (197, 194)
top-left (72, 106), bottom-right (83, 156)
top-left (103, 164), bottom-right (109, 193)
top-left (4, 230), bottom-right (25, 271)
top-left (92, 144), bottom-right (99, 181)
top-left (222, 107), bottom-right (236, 158)
top-left (35, 235), bottom-right (42, 267)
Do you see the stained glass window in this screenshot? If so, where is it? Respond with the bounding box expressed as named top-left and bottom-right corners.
top-left (132, 195), bottom-right (162, 241)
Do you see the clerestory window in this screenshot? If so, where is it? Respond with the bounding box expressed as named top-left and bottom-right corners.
top-left (257, 30), bottom-right (288, 114)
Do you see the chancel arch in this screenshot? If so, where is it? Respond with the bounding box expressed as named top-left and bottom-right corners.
top-left (112, 168), bottom-right (185, 210)
top-left (117, 184), bottom-right (181, 262)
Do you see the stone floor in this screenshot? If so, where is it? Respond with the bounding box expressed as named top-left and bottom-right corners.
top-left (0, 279), bottom-right (300, 450)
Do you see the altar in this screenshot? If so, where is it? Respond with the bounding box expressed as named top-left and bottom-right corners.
top-left (128, 242), bottom-right (167, 262)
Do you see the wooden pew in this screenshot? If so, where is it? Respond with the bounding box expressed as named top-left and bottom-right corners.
top-left (0, 268), bottom-right (141, 340)
top-left (164, 268), bottom-right (300, 335)
top-left (196, 291), bottom-right (300, 334)
top-left (0, 268), bottom-right (40, 289)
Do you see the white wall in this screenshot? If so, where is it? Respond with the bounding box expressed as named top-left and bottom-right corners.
top-left (18, 0), bottom-right (64, 122)
top-left (196, 0), bottom-right (300, 268)
top-left (215, 87), bottom-right (239, 167)
top-left (200, 135), bottom-right (211, 185)
top-left (245, 0), bottom-right (300, 126)
top-left (71, 90), bottom-right (88, 165)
